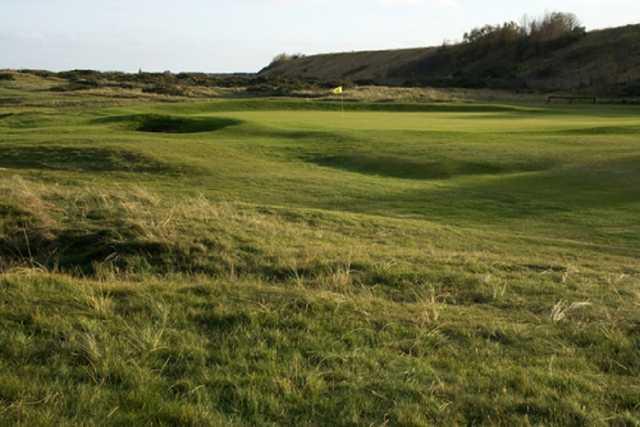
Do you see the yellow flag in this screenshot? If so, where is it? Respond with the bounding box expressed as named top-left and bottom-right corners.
top-left (332, 86), bottom-right (343, 95)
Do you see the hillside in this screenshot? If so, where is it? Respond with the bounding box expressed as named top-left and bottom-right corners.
top-left (260, 24), bottom-right (640, 95)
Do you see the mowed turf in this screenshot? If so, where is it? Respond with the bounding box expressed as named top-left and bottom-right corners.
top-left (1, 78), bottom-right (640, 425)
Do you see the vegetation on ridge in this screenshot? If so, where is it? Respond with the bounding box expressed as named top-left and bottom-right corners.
top-left (262, 13), bottom-right (640, 95)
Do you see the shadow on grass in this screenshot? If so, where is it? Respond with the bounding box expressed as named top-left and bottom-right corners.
top-left (307, 153), bottom-right (552, 180)
top-left (554, 125), bottom-right (640, 135)
top-left (0, 97), bottom-right (23, 106)
top-left (0, 112), bottom-right (61, 128)
top-left (0, 145), bottom-right (181, 174)
top-left (95, 114), bottom-right (242, 134)
top-left (356, 156), bottom-right (640, 243)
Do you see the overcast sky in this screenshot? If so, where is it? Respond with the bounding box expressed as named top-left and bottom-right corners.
top-left (1, 0), bottom-right (638, 73)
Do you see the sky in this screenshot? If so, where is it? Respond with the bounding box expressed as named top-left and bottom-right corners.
top-left (1, 0), bottom-right (639, 73)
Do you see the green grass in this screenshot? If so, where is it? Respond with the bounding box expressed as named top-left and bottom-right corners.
top-left (1, 76), bottom-right (640, 425)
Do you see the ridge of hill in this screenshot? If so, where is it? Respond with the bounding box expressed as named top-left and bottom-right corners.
top-left (260, 24), bottom-right (640, 95)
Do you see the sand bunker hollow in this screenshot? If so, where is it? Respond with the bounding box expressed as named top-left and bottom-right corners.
top-left (97, 114), bottom-right (242, 134)
top-left (308, 153), bottom-right (552, 180)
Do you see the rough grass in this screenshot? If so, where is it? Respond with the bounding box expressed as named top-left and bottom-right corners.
top-left (3, 269), bottom-right (638, 426)
top-left (1, 81), bottom-right (640, 425)
top-left (297, 85), bottom-right (547, 104)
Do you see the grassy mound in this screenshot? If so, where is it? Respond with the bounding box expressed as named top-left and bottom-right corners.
top-left (0, 179), bottom-right (242, 276)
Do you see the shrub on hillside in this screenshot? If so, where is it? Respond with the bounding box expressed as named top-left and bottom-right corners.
top-left (17, 69), bottom-right (56, 78)
top-left (0, 73), bottom-right (15, 81)
top-left (528, 12), bottom-right (585, 43)
top-left (463, 21), bottom-right (522, 47)
top-left (50, 79), bottom-right (100, 92)
top-left (246, 76), bottom-right (319, 96)
top-left (268, 53), bottom-right (306, 68)
top-left (58, 69), bottom-right (103, 82)
top-left (354, 79), bottom-right (377, 86)
top-left (462, 12), bottom-right (586, 52)
top-left (619, 80), bottom-right (640, 97)
top-left (142, 84), bottom-right (188, 96)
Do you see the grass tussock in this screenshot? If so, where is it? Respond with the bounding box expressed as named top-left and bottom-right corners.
top-left (1, 269), bottom-right (639, 425)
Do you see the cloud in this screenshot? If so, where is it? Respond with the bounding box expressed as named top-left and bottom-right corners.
top-left (379, 0), bottom-right (460, 7)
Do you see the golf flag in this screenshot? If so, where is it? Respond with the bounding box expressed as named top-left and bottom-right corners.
top-left (332, 86), bottom-right (343, 95)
